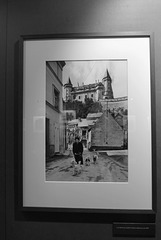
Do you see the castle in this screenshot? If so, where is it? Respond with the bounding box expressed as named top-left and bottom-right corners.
top-left (64, 69), bottom-right (114, 103)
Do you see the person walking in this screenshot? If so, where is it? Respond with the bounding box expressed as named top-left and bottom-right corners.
top-left (73, 136), bottom-right (83, 165)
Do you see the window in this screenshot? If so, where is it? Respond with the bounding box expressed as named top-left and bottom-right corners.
top-left (53, 85), bottom-right (60, 111)
top-left (57, 64), bottom-right (62, 80)
top-left (91, 94), bottom-right (93, 97)
top-left (82, 130), bottom-right (86, 136)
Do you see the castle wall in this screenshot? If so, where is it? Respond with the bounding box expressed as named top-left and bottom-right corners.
top-left (101, 98), bottom-right (128, 111)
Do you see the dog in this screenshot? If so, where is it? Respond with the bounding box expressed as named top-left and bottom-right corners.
top-left (70, 158), bottom-right (76, 167)
top-left (71, 159), bottom-right (82, 176)
top-left (85, 157), bottom-right (91, 166)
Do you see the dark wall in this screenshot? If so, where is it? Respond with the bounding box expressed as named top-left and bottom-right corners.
top-left (0, 0), bottom-right (7, 240)
top-left (1, 0), bottom-right (161, 239)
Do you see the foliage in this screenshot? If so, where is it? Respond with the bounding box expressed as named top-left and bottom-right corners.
top-left (63, 98), bottom-right (102, 118)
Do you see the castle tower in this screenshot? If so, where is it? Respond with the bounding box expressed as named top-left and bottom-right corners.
top-left (64, 77), bottom-right (73, 101)
top-left (102, 69), bottom-right (114, 99)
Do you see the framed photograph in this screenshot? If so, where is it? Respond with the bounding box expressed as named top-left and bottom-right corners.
top-left (18, 33), bottom-right (156, 216)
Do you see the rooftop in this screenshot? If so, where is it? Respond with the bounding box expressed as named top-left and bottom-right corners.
top-left (87, 112), bottom-right (103, 120)
top-left (68, 118), bottom-right (98, 128)
top-left (72, 82), bottom-right (104, 92)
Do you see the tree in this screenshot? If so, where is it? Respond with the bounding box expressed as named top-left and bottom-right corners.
top-left (89, 101), bottom-right (102, 113)
top-left (63, 98), bottom-right (103, 119)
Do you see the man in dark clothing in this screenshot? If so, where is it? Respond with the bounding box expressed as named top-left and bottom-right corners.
top-left (73, 136), bottom-right (83, 165)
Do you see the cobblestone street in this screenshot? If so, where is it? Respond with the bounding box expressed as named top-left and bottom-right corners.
top-left (46, 150), bottom-right (128, 182)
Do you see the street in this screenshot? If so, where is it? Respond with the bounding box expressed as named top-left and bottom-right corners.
top-left (46, 150), bottom-right (128, 182)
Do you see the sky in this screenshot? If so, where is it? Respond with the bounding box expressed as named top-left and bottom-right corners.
top-left (63, 60), bottom-right (128, 98)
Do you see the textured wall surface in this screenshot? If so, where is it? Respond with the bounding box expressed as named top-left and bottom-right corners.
top-left (1, 0), bottom-right (161, 239)
top-left (91, 112), bottom-right (124, 148)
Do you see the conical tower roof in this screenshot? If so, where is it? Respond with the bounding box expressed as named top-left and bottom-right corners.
top-left (68, 77), bottom-right (72, 85)
top-left (102, 69), bottom-right (114, 99)
top-left (102, 69), bottom-right (112, 81)
top-left (64, 77), bottom-right (73, 87)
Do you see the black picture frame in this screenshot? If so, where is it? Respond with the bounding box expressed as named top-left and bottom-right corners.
top-left (15, 32), bottom-right (156, 223)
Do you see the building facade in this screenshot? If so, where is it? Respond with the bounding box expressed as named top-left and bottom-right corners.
top-left (46, 61), bottom-right (66, 158)
top-left (64, 79), bottom-right (105, 103)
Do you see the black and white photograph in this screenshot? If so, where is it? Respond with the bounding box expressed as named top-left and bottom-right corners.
top-left (22, 36), bottom-right (153, 210)
top-left (46, 60), bottom-right (128, 182)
